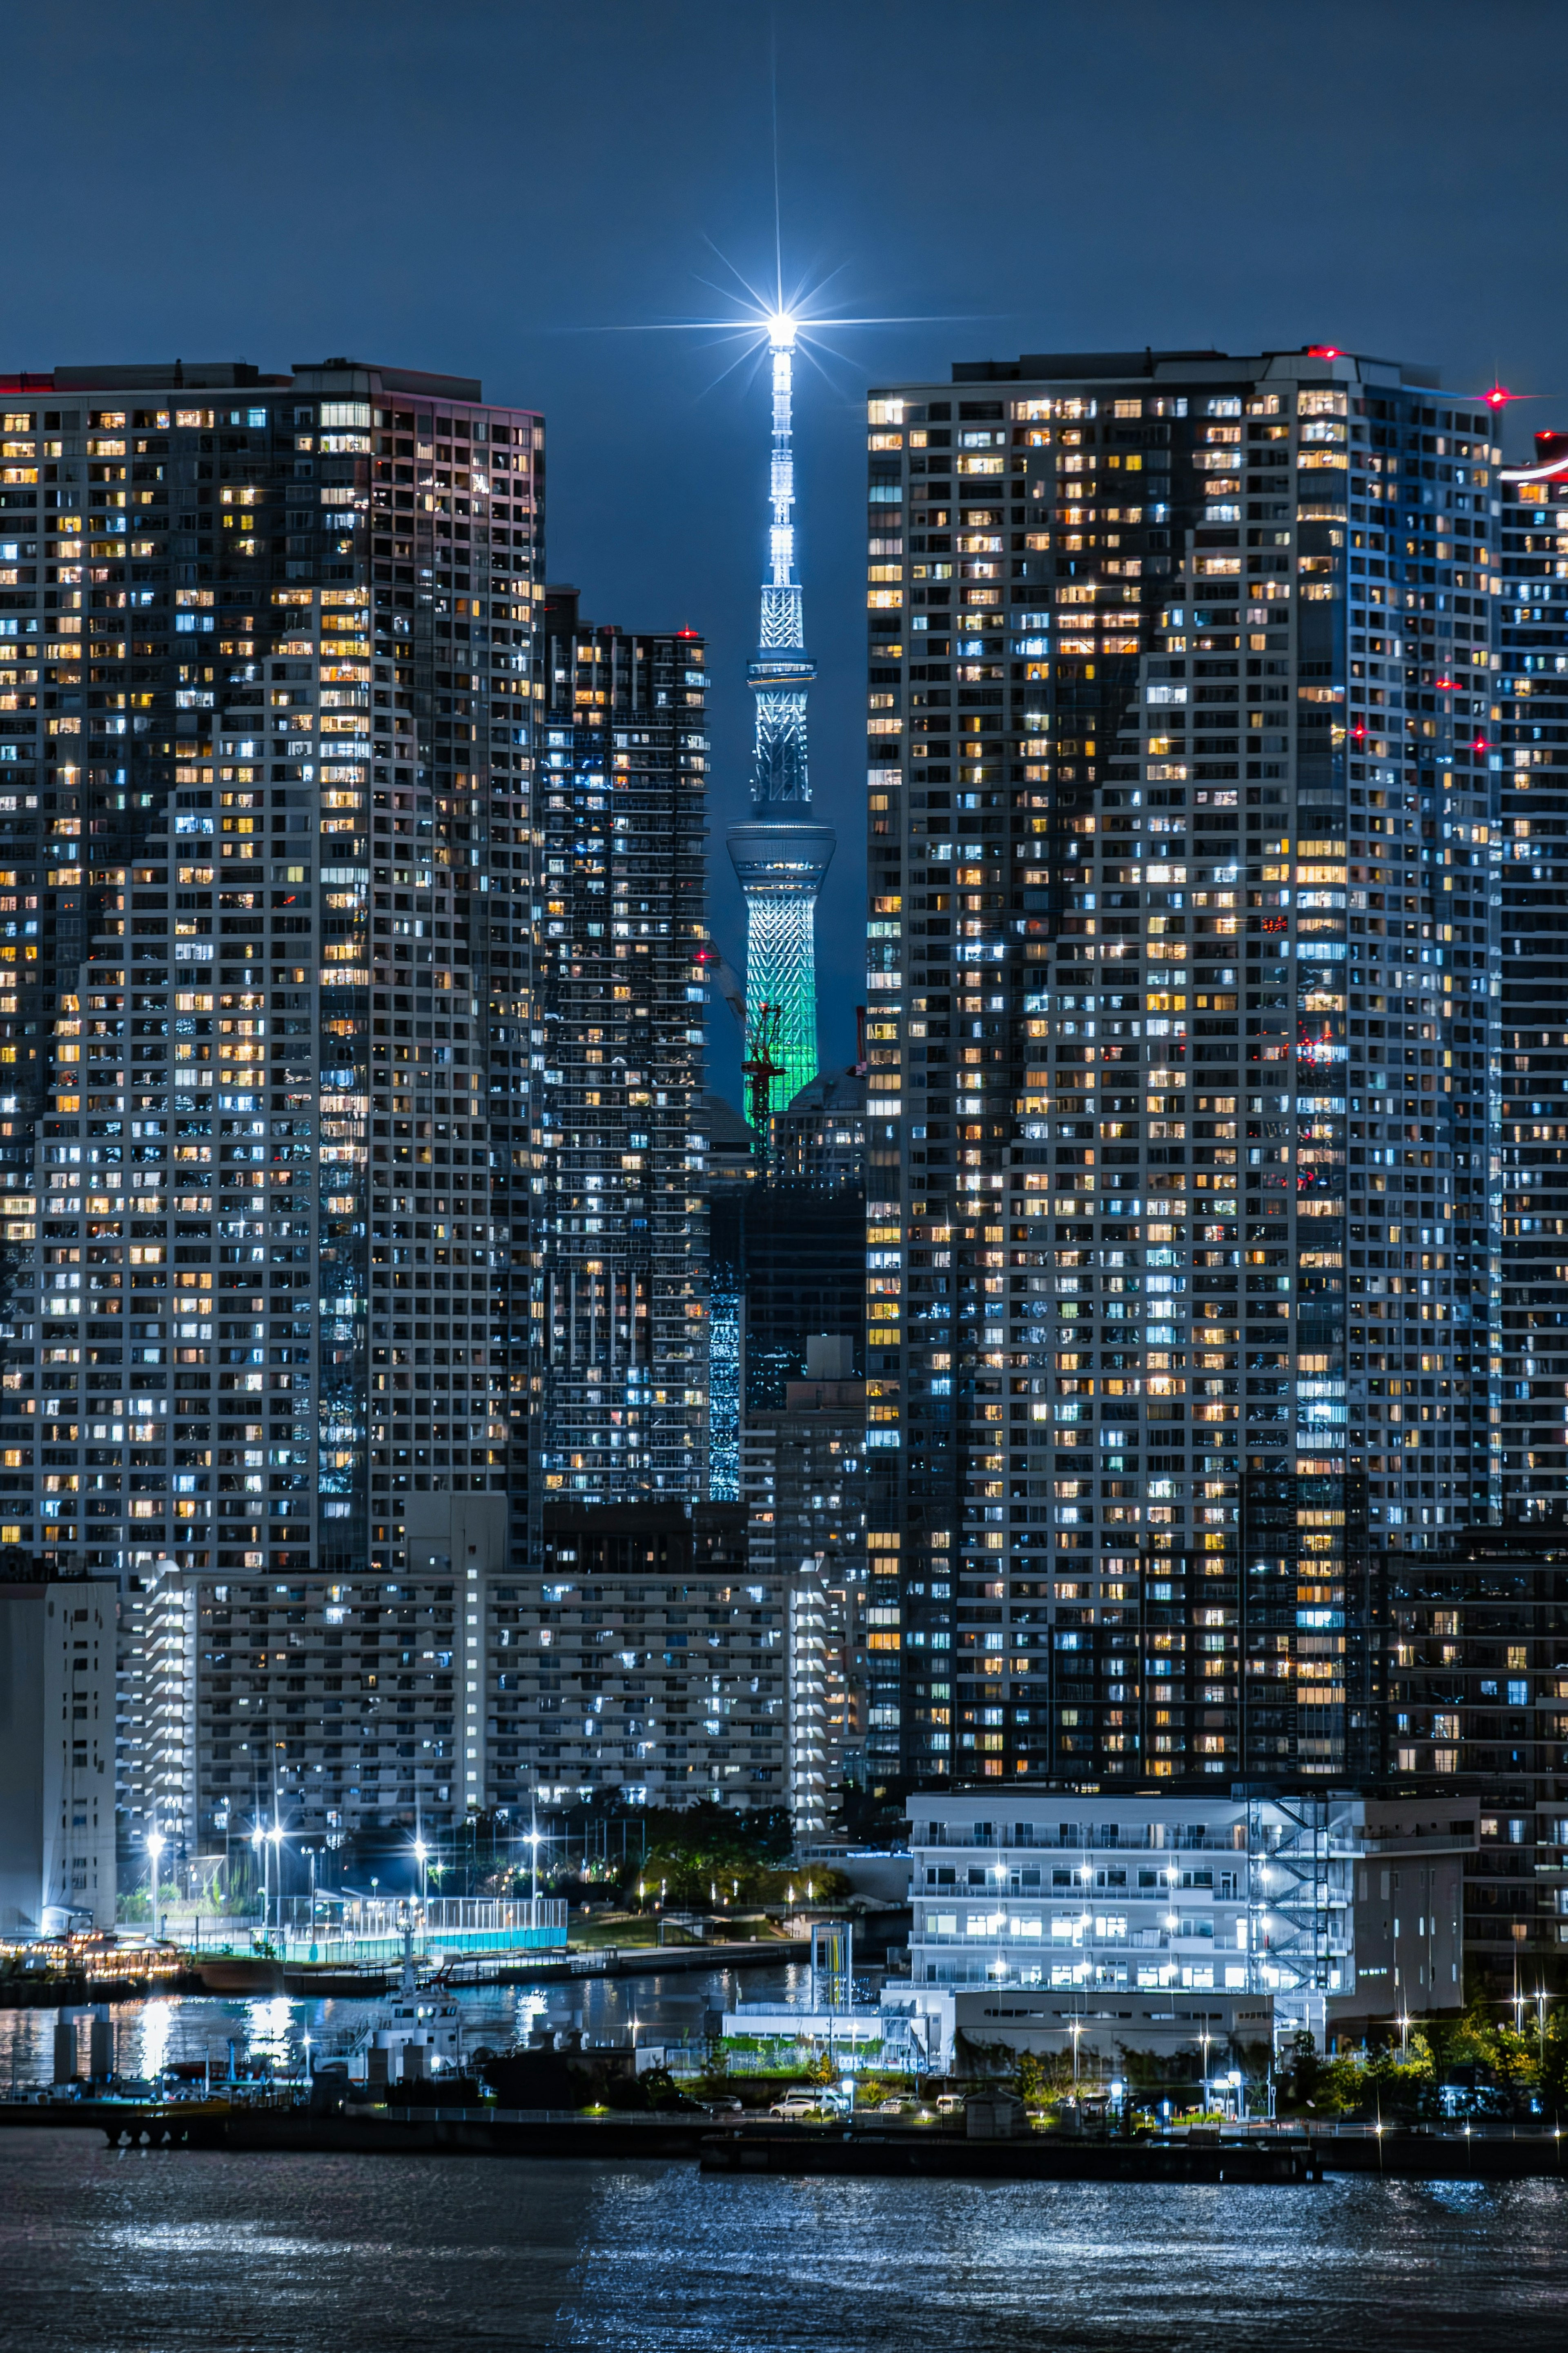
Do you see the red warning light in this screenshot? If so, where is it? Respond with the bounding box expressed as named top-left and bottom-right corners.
top-left (1307, 346), bottom-right (1343, 360)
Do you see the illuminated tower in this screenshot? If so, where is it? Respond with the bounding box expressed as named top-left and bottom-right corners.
top-left (727, 313), bottom-right (835, 1130)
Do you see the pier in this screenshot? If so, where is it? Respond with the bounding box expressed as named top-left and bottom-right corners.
top-left (4, 2098), bottom-right (1567, 2180)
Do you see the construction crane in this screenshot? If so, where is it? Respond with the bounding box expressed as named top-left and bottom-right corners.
top-left (741, 1001), bottom-right (785, 1152)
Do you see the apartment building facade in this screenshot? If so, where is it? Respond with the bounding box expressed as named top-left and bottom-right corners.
top-left (0, 355), bottom-right (543, 1852)
top-left (535, 587), bottom-right (710, 1505)
top-left (505, 1501), bottom-right (786, 1807)
top-left (858, 345), bottom-right (1501, 1791)
top-left (741, 1338), bottom-right (869, 1832)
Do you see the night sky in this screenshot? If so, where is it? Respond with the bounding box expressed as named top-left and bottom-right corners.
top-left (7, 0), bottom-right (1562, 1107)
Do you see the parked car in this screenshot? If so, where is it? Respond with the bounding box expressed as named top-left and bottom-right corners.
top-left (769, 2091), bottom-right (829, 2118)
top-left (935, 2092), bottom-right (967, 2115)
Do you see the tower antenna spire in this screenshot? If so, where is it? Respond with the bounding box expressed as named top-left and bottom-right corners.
top-left (726, 288), bottom-right (835, 1129)
top-left (771, 14), bottom-right (784, 317)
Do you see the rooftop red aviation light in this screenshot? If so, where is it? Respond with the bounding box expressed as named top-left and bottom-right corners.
top-left (1307, 345), bottom-right (1343, 359)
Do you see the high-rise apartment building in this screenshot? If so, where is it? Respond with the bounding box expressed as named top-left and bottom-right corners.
top-left (860, 346), bottom-right (1501, 1791)
top-left (1385, 1531), bottom-right (1568, 1988)
top-left (0, 356), bottom-right (543, 1856)
top-left (1497, 432), bottom-right (1568, 1519)
top-left (506, 1501), bottom-right (785, 1807)
top-left (536, 587), bottom-right (710, 1505)
top-left (742, 1335), bottom-right (869, 1832)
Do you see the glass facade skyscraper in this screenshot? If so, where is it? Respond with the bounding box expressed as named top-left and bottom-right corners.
top-left (858, 346), bottom-right (1501, 1791)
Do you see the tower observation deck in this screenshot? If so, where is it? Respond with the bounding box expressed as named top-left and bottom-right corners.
top-left (726, 314), bottom-right (835, 1132)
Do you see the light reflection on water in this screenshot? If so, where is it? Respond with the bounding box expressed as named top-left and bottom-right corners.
top-left (0, 2133), bottom-right (1564, 2352)
top-left (6, 1964), bottom-right (1561, 2347)
top-left (0, 1962), bottom-right (806, 2085)
top-left (137, 1998), bottom-right (173, 2082)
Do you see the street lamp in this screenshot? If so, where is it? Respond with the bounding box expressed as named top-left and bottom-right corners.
top-left (250, 1823), bottom-right (265, 1936)
top-left (147, 1829), bottom-right (166, 1940)
top-left (413, 1838), bottom-right (430, 1909)
top-left (1078, 1859), bottom-right (1096, 1990)
top-left (267, 1823), bottom-right (284, 1938)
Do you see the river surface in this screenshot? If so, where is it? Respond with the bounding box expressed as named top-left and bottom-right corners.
top-left (2, 2128), bottom-right (1564, 2352)
top-left (2, 1985), bottom-right (1565, 2350)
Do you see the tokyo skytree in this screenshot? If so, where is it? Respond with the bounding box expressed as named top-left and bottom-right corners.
top-left (726, 310), bottom-right (835, 1132)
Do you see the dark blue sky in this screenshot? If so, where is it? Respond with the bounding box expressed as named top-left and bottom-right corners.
top-left (7, 0), bottom-right (1562, 1104)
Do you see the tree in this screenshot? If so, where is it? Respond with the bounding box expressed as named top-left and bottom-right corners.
top-left (1013, 2048), bottom-right (1074, 2110)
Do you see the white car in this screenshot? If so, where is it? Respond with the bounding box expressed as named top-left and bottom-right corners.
top-left (769, 2092), bottom-right (828, 2119)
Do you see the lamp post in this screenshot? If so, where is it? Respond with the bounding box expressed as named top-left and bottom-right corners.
top-left (250, 1822), bottom-right (265, 1937)
top-left (147, 1829), bottom-right (165, 1941)
top-left (268, 1822), bottom-right (284, 1938)
top-left (1198, 2028), bottom-right (1213, 2117)
top-left (526, 1800), bottom-right (542, 1914)
top-left (414, 1839), bottom-right (429, 1910)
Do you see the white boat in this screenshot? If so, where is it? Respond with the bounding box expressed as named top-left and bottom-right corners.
top-left (342, 1919), bottom-right (471, 2086)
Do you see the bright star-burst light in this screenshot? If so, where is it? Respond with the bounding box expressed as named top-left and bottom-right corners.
top-left (579, 242), bottom-right (986, 404)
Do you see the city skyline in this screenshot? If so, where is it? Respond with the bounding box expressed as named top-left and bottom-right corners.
top-left (6, 23), bottom-right (1568, 2334)
top-left (3, 2), bottom-right (1555, 1121)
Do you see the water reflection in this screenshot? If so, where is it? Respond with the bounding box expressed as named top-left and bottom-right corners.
top-left (244, 1997), bottom-right (295, 2074)
top-left (0, 1960), bottom-right (808, 2087)
top-left (138, 1998), bottom-right (172, 2082)
top-left (0, 2133), bottom-right (1562, 2352)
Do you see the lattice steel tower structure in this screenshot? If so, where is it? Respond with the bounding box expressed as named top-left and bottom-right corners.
top-left (727, 313), bottom-right (835, 1130)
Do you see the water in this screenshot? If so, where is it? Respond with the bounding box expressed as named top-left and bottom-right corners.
top-left (2, 1989), bottom-right (1564, 2348)
top-left (0, 1966), bottom-right (806, 2088)
top-left (0, 2130), bottom-right (1564, 2350)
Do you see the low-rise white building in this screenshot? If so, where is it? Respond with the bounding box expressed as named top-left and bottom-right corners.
top-left (907, 1789), bottom-right (1475, 2040)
